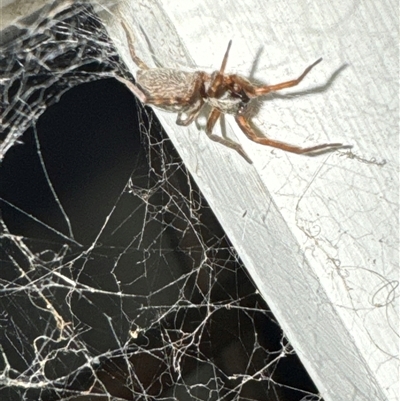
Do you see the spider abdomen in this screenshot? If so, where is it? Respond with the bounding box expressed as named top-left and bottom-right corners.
top-left (136, 69), bottom-right (206, 112)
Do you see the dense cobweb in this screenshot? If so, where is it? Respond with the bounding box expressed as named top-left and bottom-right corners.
top-left (0, 2), bottom-right (323, 400)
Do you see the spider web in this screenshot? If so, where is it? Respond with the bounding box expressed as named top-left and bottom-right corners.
top-left (1, 2), bottom-right (323, 400)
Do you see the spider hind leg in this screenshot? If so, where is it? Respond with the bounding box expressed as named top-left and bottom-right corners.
top-left (121, 20), bottom-right (149, 70)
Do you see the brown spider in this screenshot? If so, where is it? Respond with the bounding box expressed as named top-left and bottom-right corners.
top-left (117, 21), bottom-right (345, 163)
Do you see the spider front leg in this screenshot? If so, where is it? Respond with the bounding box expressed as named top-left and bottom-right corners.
top-left (206, 108), bottom-right (253, 163)
top-left (235, 112), bottom-right (344, 155)
top-left (230, 59), bottom-right (345, 154)
top-left (236, 58), bottom-right (324, 97)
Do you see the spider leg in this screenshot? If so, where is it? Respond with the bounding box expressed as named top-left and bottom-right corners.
top-left (207, 40), bottom-right (233, 97)
top-left (206, 109), bottom-right (252, 163)
top-left (176, 98), bottom-right (205, 126)
top-left (235, 113), bottom-right (344, 154)
top-left (121, 20), bottom-right (149, 70)
top-left (253, 58), bottom-right (323, 96)
top-left (229, 58), bottom-right (324, 98)
top-left (219, 40), bottom-right (232, 74)
top-left (115, 76), bottom-right (148, 104)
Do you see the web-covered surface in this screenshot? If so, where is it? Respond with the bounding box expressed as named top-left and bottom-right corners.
top-left (0, 2), bottom-right (322, 401)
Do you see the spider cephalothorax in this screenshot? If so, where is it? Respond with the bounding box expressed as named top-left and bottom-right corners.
top-left (117, 21), bottom-right (345, 163)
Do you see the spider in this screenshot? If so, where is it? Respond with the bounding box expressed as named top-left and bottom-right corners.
top-left (116, 21), bottom-right (345, 163)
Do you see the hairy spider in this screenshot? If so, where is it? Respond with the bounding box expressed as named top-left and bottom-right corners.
top-left (117, 21), bottom-right (345, 163)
